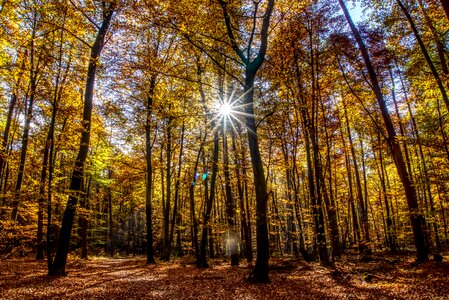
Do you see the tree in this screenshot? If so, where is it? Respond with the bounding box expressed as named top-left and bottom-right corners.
top-left (49, 1), bottom-right (117, 275)
top-left (218, 0), bottom-right (275, 282)
top-left (338, 0), bottom-right (429, 262)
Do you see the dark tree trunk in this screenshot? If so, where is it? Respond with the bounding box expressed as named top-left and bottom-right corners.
top-left (189, 146), bottom-right (202, 267)
top-left (218, 0), bottom-right (274, 283)
top-left (165, 122), bottom-right (185, 260)
top-left (377, 133), bottom-right (396, 252)
top-left (244, 71), bottom-right (270, 282)
top-left (37, 14), bottom-right (68, 259)
top-left (161, 116), bottom-right (173, 261)
top-left (343, 101), bottom-right (370, 253)
top-left (396, 0), bottom-right (449, 113)
top-left (0, 52), bottom-right (25, 195)
top-left (107, 170), bottom-right (114, 257)
top-left (440, 0), bottom-right (449, 21)
top-left (321, 104), bottom-right (340, 259)
top-left (222, 121), bottom-right (239, 266)
top-left (79, 178), bottom-right (89, 260)
top-left (200, 131), bottom-right (218, 268)
top-left (49, 2), bottom-right (116, 275)
top-left (11, 16), bottom-right (38, 222)
top-left (232, 132), bottom-right (252, 262)
top-left (339, 0), bottom-right (429, 262)
top-left (340, 120), bottom-right (361, 247)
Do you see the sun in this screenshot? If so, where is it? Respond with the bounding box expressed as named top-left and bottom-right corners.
top-left (220, 102), bottom-right (232, 117)
top-left (209, 88), bottom-right (253, 136)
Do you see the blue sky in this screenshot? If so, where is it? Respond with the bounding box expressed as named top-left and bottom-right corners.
top-left (348, 1), bottom-right (365, 23)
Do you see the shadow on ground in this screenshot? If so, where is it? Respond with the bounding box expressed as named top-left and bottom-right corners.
top-left (1, 254), bottom-right (448, 299)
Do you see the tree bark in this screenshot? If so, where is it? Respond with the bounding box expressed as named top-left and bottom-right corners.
top-left (339, 0), bottom-right (429, 262)
top-left (49, 2), bottom-right (116, 275)
top-left (218, 0), bottom-right (274, 282)
top-left (396, 0), bottom-right (449, 113)
top-left (343, 100), bottom-right (370, 253)
top-left (11, 14), bottom-right (39, 222)
top-left (200, 130), bottom-right (218, 268)
top-left (440, 0), bottom-right (449, 21)
top-left (222, 120), bottom-right (239, 266)
top-left (161, 116), bottom-right (172, 261)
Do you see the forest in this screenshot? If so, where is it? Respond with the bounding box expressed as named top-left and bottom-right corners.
top-left (1, 0), bottom-right (449, 298)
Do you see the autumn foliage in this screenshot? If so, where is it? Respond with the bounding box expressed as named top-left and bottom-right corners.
top-left (0, 0), bottom-right (449, 293)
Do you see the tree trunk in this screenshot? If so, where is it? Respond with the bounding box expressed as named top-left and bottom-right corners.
top-left (11, 16), bottom-right (38, 222)
top-left (440, 0), bottom-right (449, 21)
top-left (165, 122), bottom-right (185, 260)
top-left (37, 14), bottom-right (68, 259)
top-left (0, 51), bottom-right (26, 194)
top-left (321, 101), bottom-right (340, 259)
top-left (340, 120), bottom-right (361, 247)
top-left (200, 131), bottom-right (218, 268)
top-left (189, 145), bottom-right (202, 267)
top-left (161, 116), bottom-right (173, 261)
top-left (343, 100), bottom-right (370, 253)
top-left (49, 2), bottom-right (116, 275)
top-left (79, 177), bottom-right (90, 260)
top-left (222, 120), bottom-right (239, 266)
top-left (232, 132), bottom-right (253, 262)
top-left (339, 0), bottom-right (429, 262)
top-left (396, 0), bottom-right (449, 113)
top-left (244, 71), bottom-right (270, 281)
top-left (218, 0), bottom-right (274, 282)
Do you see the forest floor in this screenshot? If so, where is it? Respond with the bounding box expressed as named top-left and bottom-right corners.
top-left (1, 252), bottom-right (448, 299)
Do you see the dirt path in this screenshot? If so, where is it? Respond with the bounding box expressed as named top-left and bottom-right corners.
top-left (1, 254), bottom-right (448, 299)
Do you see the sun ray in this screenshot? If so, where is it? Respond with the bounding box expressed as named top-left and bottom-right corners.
top-left (209, 87), bottom-right (258, 138)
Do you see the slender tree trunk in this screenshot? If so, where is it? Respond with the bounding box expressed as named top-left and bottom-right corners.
top-left (339, 0), bottom-right (429, 262)
top-left (244, 71), bottom-right (270, 281)
top-left (343, 100), bottom-right (370, 253)
top-left (222, 120), bottom-right (239, 265)
top-left (200, 131), bottom-right (218, 268)
top-left (165, 122), bottom-right (185, 260)
top-left (376, 133), bottom-right (396, 252)
top-left (321, 105), bottom-right (340, 259)
top-left (439, 0), bottom-right (449, 22)
top-left (145, 78), bottom-right (156, 264)
top-left (219, 0), bottom-right (274, 282)
top-left (0, 52), bottom-right (26, 194)
top-left (49, 2), bottom-right (116, 275)
top-left (11, 16), bottom-right (39, 222)
top-left (107, 171), bottom-right (114, 257)
top-left (396, 0), bottom-right (449, 113)
top-left (232, 132), bottom-right (252, 262)
top-left (340, 120), bottom-right (361, 247)
top-left (79, 177), bottom-right (90, 260)
top-left (190, 141), bottom-right (203, 267)
top-left (37, 14), bottom-right (68, 259)
top-left (161, 117), bottom-right (173, 260)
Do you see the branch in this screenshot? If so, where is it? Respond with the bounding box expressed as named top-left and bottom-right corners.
top-left (247, 0), bottom-right (259, 60)
top-left (182, 32), bottom-right (244, 86)
top-left (69, 0), bottom-right (101, 30)
top-left (252, 0), bottom-right (274, 69)
top-left (336, 54), bottom-right (389, 142)
top-left (218, 0), bottom-right (248, 64)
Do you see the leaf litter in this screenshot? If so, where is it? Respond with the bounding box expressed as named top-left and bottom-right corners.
top-left (0, 253), bottom-right (448, 299)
